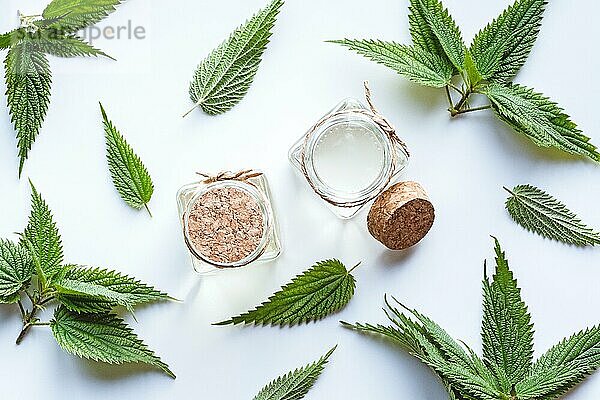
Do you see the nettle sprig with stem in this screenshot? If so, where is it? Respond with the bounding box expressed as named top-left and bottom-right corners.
top-left (331, 0), bottom-right (600, 162)
top-left (0, 182), bottom-right (175, 378)
top-left (0, 0), bottom-right (126, 177)
top-left (13, 249), bottom-right (58, 345)
top-left (344, 239), bottom-right (600, 400)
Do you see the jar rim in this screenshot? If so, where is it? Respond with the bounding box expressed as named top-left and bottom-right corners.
top-left (182, 180), bottom-right (271, 268)
top-left (302, 111), bottom-right (396, 207)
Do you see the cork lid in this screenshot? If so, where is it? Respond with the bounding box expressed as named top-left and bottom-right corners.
top-left (367, 181), bottom-right (435, 250)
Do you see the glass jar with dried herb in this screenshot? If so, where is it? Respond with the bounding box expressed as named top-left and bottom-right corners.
top-left (177, 170), bottom-right (281, 274)
top-left (289, 82), bottom-right (410, 219)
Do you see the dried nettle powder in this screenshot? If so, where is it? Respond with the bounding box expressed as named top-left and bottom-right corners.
top-left (187, 186), bottom-right (265, 265)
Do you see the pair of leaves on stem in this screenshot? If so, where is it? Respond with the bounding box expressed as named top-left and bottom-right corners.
top-left (1, 0), bottom-right (126, 176)
top-left (186, 0), bottom-right (284, 116)
top-left (0, 183), bottom-right (174, 378)
top-left (332, 0), bottom-right (600, 162)
top-left (505, 185), bottom-right (600, 247)
top-left (345, 239), bottom-right (600, 400)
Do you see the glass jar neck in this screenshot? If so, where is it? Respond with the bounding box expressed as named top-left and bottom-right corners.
top-left (301, 110), bottom-right (397, 208)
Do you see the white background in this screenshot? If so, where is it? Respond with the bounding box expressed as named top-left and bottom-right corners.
top-left (1, 0), bottom-right (599, 398)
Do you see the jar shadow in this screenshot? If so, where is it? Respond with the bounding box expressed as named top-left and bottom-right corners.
top-left (178, 270), bottom-right (204, 304)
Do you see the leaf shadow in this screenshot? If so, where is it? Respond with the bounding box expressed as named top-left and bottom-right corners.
top-left (0, 304), bottom-right (17, 321)
top-left (482, 112), bottom-right (595, 165)
top-left (562, 378), bottom-right (595, 398)
top-left (343, 326), bottom-right (447, 399)
top-left (26, 338), bottom-right (171, 382)
top-left (0, 304), bottom-right (22, 339)
top-left (388, 79), bottom-right (446, 115)
top-left (78, 358), bottom-right (168, 382)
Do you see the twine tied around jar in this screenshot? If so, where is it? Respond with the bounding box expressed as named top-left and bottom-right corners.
top-left (196, 169), bottom-right (263, 184)
top-left (300, 81), bottom-right (410, 208)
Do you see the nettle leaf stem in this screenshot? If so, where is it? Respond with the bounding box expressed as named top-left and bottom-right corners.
top-left (18, 12), bottom-right (44, 32)
top-left (445, 81), bottom-right (491, 118)
top-left (1, 183), bottom-right (175, 378)
top-left (15, 284), bottom-right (55, 345)
top-left (332, 0), bottom-right (600, 162)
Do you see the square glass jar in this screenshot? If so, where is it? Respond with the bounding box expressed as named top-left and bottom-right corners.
top-left (176, 172), bottom-right (281, 274)
top-left (289, 97), bottom-right (410, 219)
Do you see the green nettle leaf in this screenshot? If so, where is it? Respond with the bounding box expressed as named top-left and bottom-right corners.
top-left (4, 40), bottom-right (52, 176)
top-left (1, 2), bottom-right (122, 175)
top-left (3, 184), bottom-right (174, 373)
top-left (410, 0), bottom-right (465, 71)
top-left (253, 346), bottom-right (336, 400)
top-left (470, 0), bottom-right (546, 82)
top-left (57, 293), bottom-right (113, 314)
top-left (0, 293), bottom-right (22, 304)
top-left (504, 185), bottom-right (600, 246)
top-left (51, 306), bottom-right (175, 378)
top-left (33, 34), bottom-right (113, 59)
top-left (54, 266), bottom-right (171, 313)
top-left (43, 0), bottom-right (124, 33)
top-left (408, 0), bottom-right (450, 69)
top-left (481, 239), bottom-right (533, 391)
top-left (22, 182), bottom-right (64, 280)
top-left (0, 33), bottom-right (12, 49)
top-left (0, 240), bottom-right (33, 301)
top-left (516, 327), bottom-right (600, 399)
top-left (216, 260), bottom-right (357, 326)
top-left (186, 0), bottom-right (283, 116)
top-left (329, 40), bottom-right (453, 88)
top-left (344, 299), bottom-right (503, 400)
top-left (100, 103), bottom-right (154, 215)
top-left (329, 0), bottom-right (597, 162)
top-left (0, 29), bottom-right (26, 50)
top-left (463, 50), bottom-right (482, 88)
top-left (484, 83), bottom-right (600, 162)
top-left (344, 239), bottom-right (600, 400)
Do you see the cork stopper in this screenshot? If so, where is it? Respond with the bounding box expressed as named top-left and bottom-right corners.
top-left (367, 181), bottom-right (435, 250)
